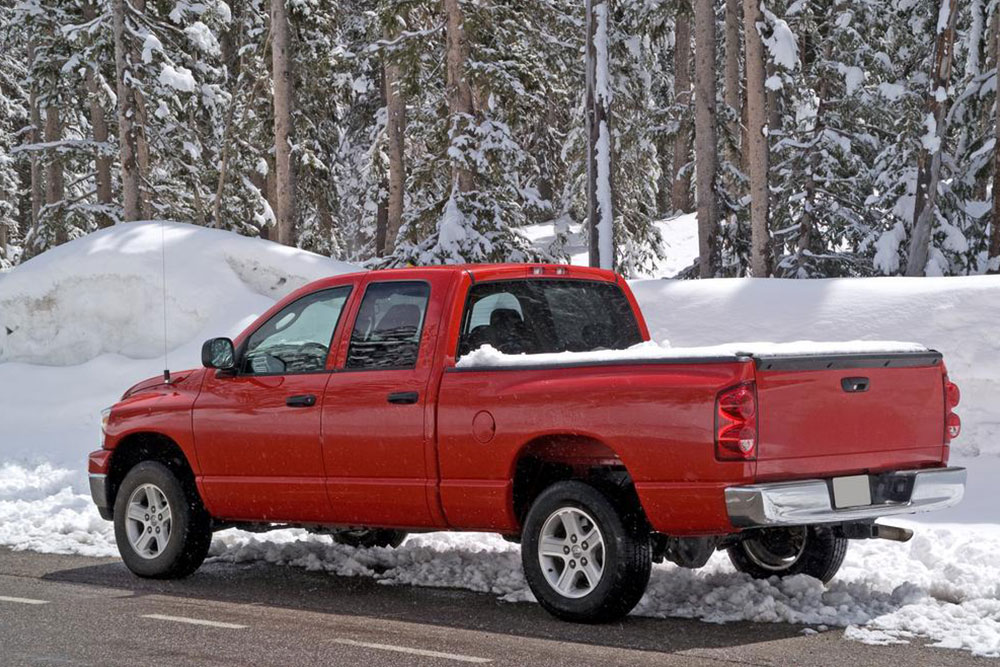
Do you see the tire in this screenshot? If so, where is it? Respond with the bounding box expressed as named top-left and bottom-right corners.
top-left (521, 481), bottom-right (651, 623)
top-left (331, 529), bottom-right (408, 549)
top-left (728, 525), bottom-right (847, 583)
top-left (113, 461), bottom-right (212, 579)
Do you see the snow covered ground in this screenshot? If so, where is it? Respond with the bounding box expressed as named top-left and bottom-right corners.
top-left (1, 221), bottom-right (999, 657)
top-left (521, 212), bottom-right (699, 279)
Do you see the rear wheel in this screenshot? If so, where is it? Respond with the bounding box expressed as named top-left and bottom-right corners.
top-left (331, 529), bottom-right (408, 549)
top-left (521, 481), bottom-right (651, 623)
top-left (728, 525), bottom-right (847, 583)
top-left (113, 461), bottom-right (212, 579)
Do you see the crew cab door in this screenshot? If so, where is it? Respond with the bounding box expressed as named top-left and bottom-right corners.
top-left (321, 273), bottom-right (452, 528)
top-left (192, 284), bottom-right (355, 522)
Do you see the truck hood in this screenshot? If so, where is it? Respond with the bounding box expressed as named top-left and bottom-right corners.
top-left (122, 368), bottom-right (203, 400)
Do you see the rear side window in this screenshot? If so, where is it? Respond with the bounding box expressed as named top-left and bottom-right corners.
top-left (346, 281), bottom-right (430, 369)
top-left (458, 279), bottom-right (642, 357)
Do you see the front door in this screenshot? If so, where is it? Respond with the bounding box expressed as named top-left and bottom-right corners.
top-left (193, 285), bottom-right (353, 522)
top-left (321, 275), bottom-right (450, 528)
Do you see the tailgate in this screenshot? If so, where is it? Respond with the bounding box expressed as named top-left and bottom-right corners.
top-left (753, 352), bottom-right (947, 480)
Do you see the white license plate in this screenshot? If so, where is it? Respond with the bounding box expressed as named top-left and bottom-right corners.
top-left (832, 475), bottom-right (872, 508)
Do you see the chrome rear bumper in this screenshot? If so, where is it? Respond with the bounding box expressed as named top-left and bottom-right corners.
top-left (725, 467), bottom-right (966, 528)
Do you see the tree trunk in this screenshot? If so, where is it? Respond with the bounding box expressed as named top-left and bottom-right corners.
top-left (27, 40), bottom-right (44, 236)
top-left (724, 0), bottom-right (742, 159)
top-left (792, 7), bottom-right (835, 276)
top-left (670, 3), bottom-right (693, 213)
top-left (114, 0), bottom-right (144, 221)
top-left (743, 0), bottom-right (770, 277)
top-left (443, 0), bottom-right (475, 194)
top-left (989, 16), bottom-right (1000, 273)
top-left (375, 190), bottom-right (389, 258)
top-left (316, 190), bottom-right (333, 253)
top-left (83, 1), bottom-right (113, 228)
top-left (44, 104), bottom-right (66, 245)
top-left (384, 26), bottom-right (407, 254)
top-left (586, 0), bottom-right (615, 269)
top-left (693, 0), bottom-right (718, 278)
top-left (271, 0), bottom-right (297, 246)
top-left (905, 0), bottom-right (958, 276)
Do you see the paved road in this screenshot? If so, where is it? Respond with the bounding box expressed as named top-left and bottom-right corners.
top-left (0, 547), bottom-right (991, 666)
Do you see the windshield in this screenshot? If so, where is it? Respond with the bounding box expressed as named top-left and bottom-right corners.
top-left (458, 279), bottom-right (643, 357)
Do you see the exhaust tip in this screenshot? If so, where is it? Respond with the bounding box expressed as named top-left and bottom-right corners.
top-left (872, 523), bottom-right (914, 542)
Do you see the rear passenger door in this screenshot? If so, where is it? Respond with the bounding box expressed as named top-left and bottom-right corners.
top-left (320, 273), bottom-right (452, 528)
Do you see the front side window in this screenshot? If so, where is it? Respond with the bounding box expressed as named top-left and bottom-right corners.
top-left (458, 279), bottom-right (642, 357)
top-left (242, 287), bottom-right (351, 375)
top-left (346, 281), bottom-right (430, 369)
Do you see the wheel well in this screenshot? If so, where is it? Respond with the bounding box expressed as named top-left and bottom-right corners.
top-left (511, 435), bottom-right (646, 528)
top-left (107, 433), bottom-right (198, 509)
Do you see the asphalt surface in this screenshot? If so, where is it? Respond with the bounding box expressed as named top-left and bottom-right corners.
top-left (0, 547), bottom-right (992, 666)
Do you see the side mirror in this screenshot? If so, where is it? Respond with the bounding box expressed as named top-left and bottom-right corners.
top-left (202, 337), bottom-right (236, 370)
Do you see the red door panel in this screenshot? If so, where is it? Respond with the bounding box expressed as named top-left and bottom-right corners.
top-left (321, 272), bottom-right (456, 529)
top-left (193, 372), bottom-right (332, 522)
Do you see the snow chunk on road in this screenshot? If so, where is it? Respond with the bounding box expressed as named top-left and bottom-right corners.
top-left (457, 340), bottom-right (927, 369)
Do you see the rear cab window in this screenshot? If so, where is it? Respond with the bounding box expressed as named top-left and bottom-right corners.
top-left (458, 279), bottom-right (642, 358)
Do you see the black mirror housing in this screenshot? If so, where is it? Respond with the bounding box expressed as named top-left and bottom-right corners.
top-left (202, 337), bottom-right (236, 370)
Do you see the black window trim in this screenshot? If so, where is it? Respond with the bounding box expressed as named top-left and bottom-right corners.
top-left (454, 276), bottom-right (640, 359)
top-left (233, 285), bottom-right (354, 378)
top-left (341, 278), bottom-right (433, 373)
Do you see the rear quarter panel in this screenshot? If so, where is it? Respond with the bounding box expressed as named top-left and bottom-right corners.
top-left (436, 360), bottom-right (755, 535)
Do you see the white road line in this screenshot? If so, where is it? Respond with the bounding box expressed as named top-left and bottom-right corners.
top-left (332, 638), bottom-right (491, 664)
top-left (0, 595), bottom-right (49, 605)
top-left (141, 614), bottom-right (247, 629)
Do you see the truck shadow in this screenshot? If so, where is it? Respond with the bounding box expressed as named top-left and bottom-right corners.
top-left (42, 556), bottom-right (806, 656)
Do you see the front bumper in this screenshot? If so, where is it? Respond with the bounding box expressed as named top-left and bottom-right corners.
top-left (725, 467), bottom-right (966, 528)
top-left (88, 449), bottom-right (114, 521)
top-left (89, 474), bottom-right (113, 521)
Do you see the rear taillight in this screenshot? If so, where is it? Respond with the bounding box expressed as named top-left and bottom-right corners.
top-left (945, 380), bottom-right (960, 409)
top-left (946, 412), bottom-right (961, 439)
top-left (716, 383), bottom-right (757, 460)
top-left (944, 376), bottom-right (961, 443)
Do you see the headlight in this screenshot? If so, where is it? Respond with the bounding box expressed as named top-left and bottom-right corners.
top-left (100, 407), bottom-right (111, 446)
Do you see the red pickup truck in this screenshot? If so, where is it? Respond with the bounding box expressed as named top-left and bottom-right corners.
top-left (88, 264), bottom-right (966, 622)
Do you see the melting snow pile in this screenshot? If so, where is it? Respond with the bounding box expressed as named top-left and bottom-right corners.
top-left (1, 222), bottom-right (999, 657)
top-left (0, 221), bottom-right (356, 464)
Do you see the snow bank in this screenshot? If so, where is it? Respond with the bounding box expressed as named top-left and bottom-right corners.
top-left (0, 221), bottom-right (356, 465)
top-left (0, 221), bottom-right (355, 365)
top-left (631, 275), bottom-right (1000, 459)
top-left (457, 340), bottom-right (928, 368)
top-left (523, 212), bottom-right (698, 279)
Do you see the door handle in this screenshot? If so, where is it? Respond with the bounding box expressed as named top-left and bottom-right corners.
top-left (841, 377), bottom-right (870, 393)
top-left (387, 391), bottom-right (419, 405)
top-left (286, 394), bottom-right (317, 407)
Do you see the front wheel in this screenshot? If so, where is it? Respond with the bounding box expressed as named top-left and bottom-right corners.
top-left (521, 481), bottom-right (651, 623)
top-left (113, 461), bottom-right (212, 579)
top-left (728, 525), bottom-right (847, 583)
